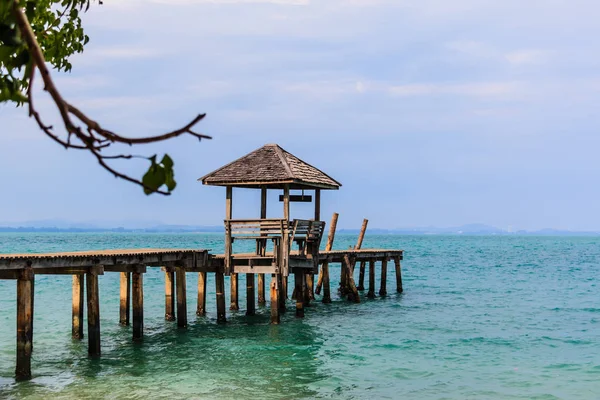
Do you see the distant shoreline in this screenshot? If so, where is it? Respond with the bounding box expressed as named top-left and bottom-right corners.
top-left (1, 227), bottom-right (599, 236)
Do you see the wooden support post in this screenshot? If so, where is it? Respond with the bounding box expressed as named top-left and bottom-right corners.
top-left (316, 212), bottom-right (338, 297)
top-left (314, 189), bottom-right (321, 221)
top-left (230, 273), bottom-right (239, 310)
top-left (278, 274), bottom-right (286, 313)
top-left (86, 267), bottom-right (101, 357)
top-left (322, 263), bottom-right (332, 304)
top-left (339, 261), bottom-right (349, 296)
top-left (176, 268), bottom-right (187, 328)
top-left (379, 259), bottom-right (388, 297)
top-left (72, 274), bottom-right (84, 339)
top-left (270, 274), bottom-right (280, 324)
top-left (295, 273), bottom-right (305, 318)
top-left (246, 273), bottom-right (255, 316)
top-left (132, 271), bottom-right (143, 341)
top-left (306, 273), bottom-right (315, 301)
top-left (197, 271), bottom-right (207, 316)
top-left (258, 274), bottom-right (266, 305)
top-left (257, 186), bottom-right (267, 306)
top-left (394, 256), bottom-right (403, 293)
top-left (367, 259), bottom-right (376, 299)
top-left (283, 276), bottom-right (289, 299)
top-left (226, 186), bottom-right (233, 219)
top-left (215, 270), bottom-right (226, 323)
top-left (119, 272), bottom-right (131, 326)
top-left (164, 267), bottom-right (175, 321)
top-left (15, 268), bottom-right (34, 380)
top-left (303, 274), bottom-right (311, 306)
top-left (344, 255), bottom-right (360, 303)
top-left (357, 262), bottom-right (366, 291)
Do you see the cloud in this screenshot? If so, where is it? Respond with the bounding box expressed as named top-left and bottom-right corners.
top-left (389, 82), bottom-right (521, 98)
top-left (505, 50), bottom-right (549, 66)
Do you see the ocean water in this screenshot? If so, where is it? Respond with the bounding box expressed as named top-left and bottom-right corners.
top-left (0, 233), bottom-right (598, 399)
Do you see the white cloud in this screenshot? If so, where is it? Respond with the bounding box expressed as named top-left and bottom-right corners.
top-left (505, 50), bottom-right (549, 66)
top-left (389, 82), bottom-right (522, 98)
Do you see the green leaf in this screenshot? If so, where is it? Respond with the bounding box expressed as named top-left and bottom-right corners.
top-left (160, 154), bottom-right (173, 169)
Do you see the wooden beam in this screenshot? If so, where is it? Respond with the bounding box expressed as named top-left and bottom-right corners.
top-left (379, 259), bottom-right (388, 297)
top-left (197, 271), bottom-right (207, 316)
top-left (394, 256), bottom-right (403, 293)
top-left (367, 259), bottom-right (375, 299)
top-left (15, 268), bottom-right (34, 381)
top-left (164, 268), bottom-right (175, 321)
top-left (215, 270), bottom-right (226, 323)
top-left (72, 274), bottom-right (84, 339)
top-left (295, 273), bottom-right (305, 318)
top-left (246, 273), bottom-right (255, 316)
top-left (119, 272), bottom-right (131, 326)
top-left (316, 212), bottom-right (338, 300)
top-left (104, 265), bottom-right (146, 273)
top-left (132, 271), bottom-right (144, 341)
top-left (0, 251), bottom-right (195, 270)
top-left (176, 268), bottom-right (187, 328)
top-left (230, 273), bottom-right (239, 311)
top-left (270, 274), bottom-right (280, 324)
top-left (86, 266), bottom-right (101, 357)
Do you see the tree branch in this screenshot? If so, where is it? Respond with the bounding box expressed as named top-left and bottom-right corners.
top-left (11, 0), bottom-right (211, 195)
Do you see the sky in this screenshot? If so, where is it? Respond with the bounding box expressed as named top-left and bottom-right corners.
top-left (1, 0), bottom-right (600, 230)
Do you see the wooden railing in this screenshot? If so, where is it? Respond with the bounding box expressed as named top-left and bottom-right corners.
top-left (223, 219), bottom-right (325, 275)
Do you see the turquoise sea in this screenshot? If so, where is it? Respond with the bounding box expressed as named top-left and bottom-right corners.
top-left (0, 233), bottom-right (598, 399)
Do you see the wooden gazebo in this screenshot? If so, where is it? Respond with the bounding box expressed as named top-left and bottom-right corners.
top-left (200, 143), bottom-right (341, 322)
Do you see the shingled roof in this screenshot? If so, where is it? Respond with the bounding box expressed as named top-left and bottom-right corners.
top-left (199, 144), bottom-right (341, 190)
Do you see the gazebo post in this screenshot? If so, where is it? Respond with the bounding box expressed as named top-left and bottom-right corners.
top-left (257, 186), bottom-right (267, 306)
top-left (226, 187), bottom-right (239, 311)
top-left (306, 188), bottom-right (321, 301)
top-left (280, 184), bottom-right (290, 311)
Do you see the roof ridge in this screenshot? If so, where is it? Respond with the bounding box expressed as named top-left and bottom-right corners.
top-left (273, 144), bottom-right (295, 180)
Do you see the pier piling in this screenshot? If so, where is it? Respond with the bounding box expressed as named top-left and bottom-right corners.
top-left (164, 267), bottom-right (175, 321)
top-left (258, 274), bottom-right (266, 305)
top-left (270, 274), bottom-right (280, 324)
top-left (358, 262), bottom-right (366, 291)
top-left (295, 273), bottom-right (305, 318)
top-left (216, 270), bottom-right (226, 323)
top-left (86, 266), bottom-right (102, 357)
top-left (72, 274), bottom-right (84, 339)
top-left (176, 267), bottom-right (187, 327)
top-left (119, 272), bottom-right (131, 326)
top-left (15, 268), bottom-right (34, 381)
top-left (394, 256), bottom-right (403, 293)
top-left (230, 273), bottom-right (239, 311)
top-left (246, 273), bottom-right (255, 316)
top-left (197, 271), bottom-right (207, 316)
top-left (132, 270), bottom-right (144, 341)
top-left (379, 259), bottom-right (388, 297)
top-left (367, 259), bottom-right (376, 299)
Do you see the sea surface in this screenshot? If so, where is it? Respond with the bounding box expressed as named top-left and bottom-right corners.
top-left (0, 233), bottom-right (598, 399)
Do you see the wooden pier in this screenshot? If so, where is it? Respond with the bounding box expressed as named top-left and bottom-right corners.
top-left (0, 144), bottom-right (404, 380)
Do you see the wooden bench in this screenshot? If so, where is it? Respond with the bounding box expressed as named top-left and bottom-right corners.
top-left (224, 218), bottom-right (326, 275)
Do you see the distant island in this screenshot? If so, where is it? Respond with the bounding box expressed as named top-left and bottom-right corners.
top-left (0, 221), bottom-right (598, 236)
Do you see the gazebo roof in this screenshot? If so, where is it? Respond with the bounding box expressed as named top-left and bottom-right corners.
top-left (199, 144), bottom-right (342, 190)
